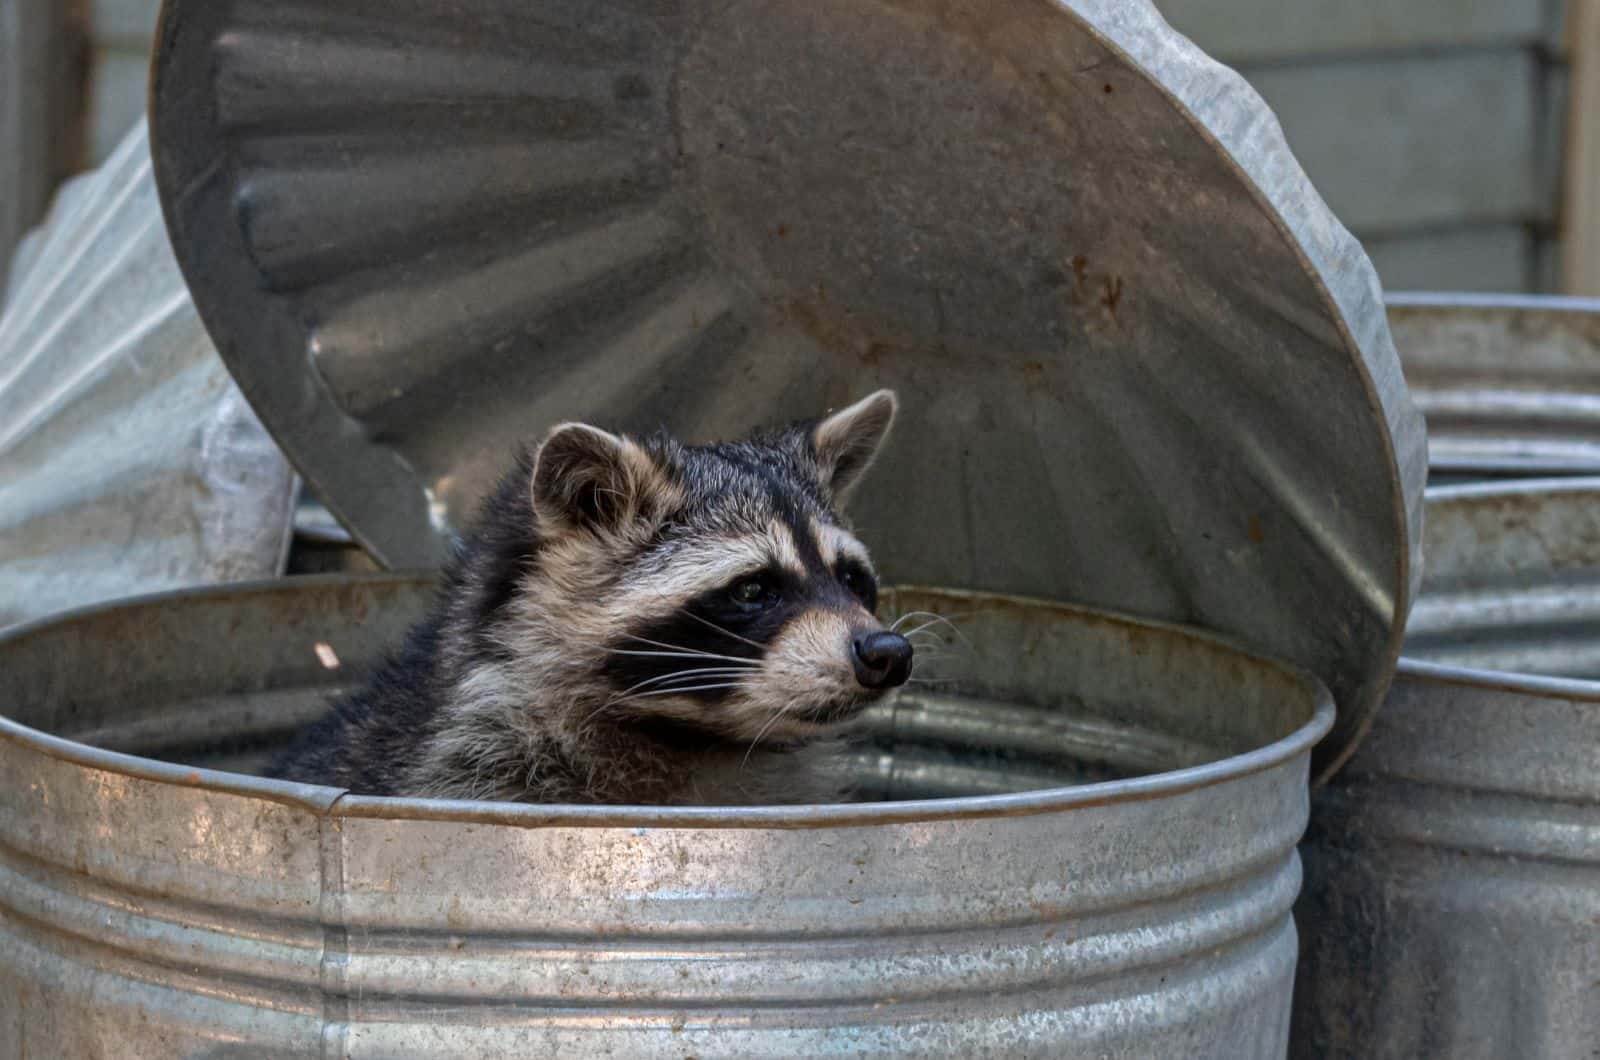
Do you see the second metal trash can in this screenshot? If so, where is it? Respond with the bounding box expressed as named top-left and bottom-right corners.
top-left (1294, 479), bottom-right (1600, 1058)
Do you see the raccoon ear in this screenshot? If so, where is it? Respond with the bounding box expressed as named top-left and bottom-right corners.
top-left (811, 389), bottom-right (898, 504)
top-left (531, 423), bottom-right (669, 536)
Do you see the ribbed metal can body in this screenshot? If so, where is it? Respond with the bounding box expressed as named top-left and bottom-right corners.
top-left (1294, 480), bottom-right (1600, 1058)
top-left (0, 577), bottom-right (1331, 1059)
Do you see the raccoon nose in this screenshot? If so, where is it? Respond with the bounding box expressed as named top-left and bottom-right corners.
top-left (851, 631), bottom-right (913, 690)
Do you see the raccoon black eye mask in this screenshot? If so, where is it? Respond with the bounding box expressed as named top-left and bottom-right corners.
top-left (272, 390), bottom-right (911, 806)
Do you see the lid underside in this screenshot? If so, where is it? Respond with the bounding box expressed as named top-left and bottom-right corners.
top-left (151, 0), bottom-right (1425, 783)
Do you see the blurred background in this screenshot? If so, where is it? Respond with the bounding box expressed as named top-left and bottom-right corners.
top-left (2, 0), bottom-right (1595, 297)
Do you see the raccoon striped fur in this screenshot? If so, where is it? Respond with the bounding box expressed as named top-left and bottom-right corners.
top-left (272, 390), bottom-right (911, 806)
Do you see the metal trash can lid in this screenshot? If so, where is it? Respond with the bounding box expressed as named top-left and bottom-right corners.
top-left (149, 0), bottom-right (1425, 783)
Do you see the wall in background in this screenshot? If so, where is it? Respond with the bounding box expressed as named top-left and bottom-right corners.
top-left (2, 0), bottom-right (1582, 296)
top-left (0, 1), bottom-right (86, 295)
top-left (85, 0), bottom-right (159, 165)
top-left (1159, 0), bottom-right (1571, 293)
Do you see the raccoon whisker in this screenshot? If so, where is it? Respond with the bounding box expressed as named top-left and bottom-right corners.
top-left (906, 650), bottom-right (965, 669)
top-left (910, 674), bottom-right (962, 687)
top-left (905, 634), bottom-right (976, 661)
top-left (741, 703), bottom-right (792, 769)
top-left (613, 637), bottom-right (760, 665)
top-left (608, 667), bottom-right (753, 701)
top-left (906, 661), bottom-right (963, 674)
top-left (671, 607), bottom-right (768, 651)
top-left (892, 610), bottom-right (978, 644)
top-left (607, 648), bottom-right (758, 667)
top-left (898, 615), bottom-right (975, 648)
top-left (625, 682), bottom-right (746, 699)
top-left (582, 670), bottom-right (751, 726)
top-left (906, 650), bottom-right (960, 666)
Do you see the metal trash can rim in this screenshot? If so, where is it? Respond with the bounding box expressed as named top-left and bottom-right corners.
top-left (0, 573), bottom-right (1335, 827)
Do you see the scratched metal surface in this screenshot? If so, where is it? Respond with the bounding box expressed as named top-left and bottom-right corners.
top-left (1293, 479), bottom-right (1600, 1058)
top-left (1388, 293), bottom-right (1600, 474)
top-left (0, 120), bottom-right (297, 630)
top-left (149, 0), bottom-right (1423, 785)
top-left (0, 577), bottom-right (1330, 1058)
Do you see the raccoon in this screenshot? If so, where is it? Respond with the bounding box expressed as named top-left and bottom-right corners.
top-left (272, 390), bottom-right (912, 806)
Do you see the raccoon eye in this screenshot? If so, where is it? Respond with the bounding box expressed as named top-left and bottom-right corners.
top-left (731, 576), bottom-right (777, 606)
top-left (838, 564), bottom-right (875, 603)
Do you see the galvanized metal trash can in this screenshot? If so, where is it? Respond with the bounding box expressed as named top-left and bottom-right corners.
top-left (1293, 479), bottom-right (1600, 1059)
top-left (1388, 293), bottom-right (1600, 476)
top-left (0, 578), bottom-right (1332, 1057)
top-left (0, 0), bottom-right (1427, 1055)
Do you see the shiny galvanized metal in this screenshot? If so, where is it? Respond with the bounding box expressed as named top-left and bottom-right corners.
top-left (149, 0), bottom-right (1424, 785)
top-left (1403, 478), bottom-right (1600, 675)
top-left (1293, 479), bottom-right (1600, 1059)
top-left (0, 120), bottom-right (298, 630)
top-left (0, 577), bottom-right (1332, 1058)
top-left (1388, 292), bottom-right (1600, 474)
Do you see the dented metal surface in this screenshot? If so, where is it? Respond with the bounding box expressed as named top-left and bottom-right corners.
top-left (1389, 293), bottom-right (1600, 474)
top-left (150, 0), bottom-right (1423, 785)
top-left (1293, 479), bottom-right (1600, 1059)
top-left (0, 120), bottom-right (297, 630)
top-left (0, 577), bottom-right (1331, 1058)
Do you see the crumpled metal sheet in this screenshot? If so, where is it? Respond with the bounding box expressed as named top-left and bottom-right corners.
top-left (0, 120), bottom-right (297, 630)
top-left (0, 577), bottom-right (1331, 1057)
top-left (1388, 292), bottom-right (1600, 474)
top-left (150, 0), bottom-right (1424, 784)
top-left (1293, 479), bottom-right (1600, 1058)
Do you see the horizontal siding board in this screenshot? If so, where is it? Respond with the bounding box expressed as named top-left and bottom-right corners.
top-left (1158, 0), bottom-right (1548, 61)
top-left (1533, 235), bottom-right (1565, 292)
top-left (2, 0), bottom-right (78, 293)
top-left (87, 47), bottom-right (150, 165)
top-left (1239, 49), bottom-right (1544, 233)
top-left (1362, 226), bottom-right (1532, 293)
top-left (89, 0), bottom-right (159, 48)
top-left (1539, 60), bottom-right (1571, 218)
top-left (84, 0), bottom-right (1571, 292)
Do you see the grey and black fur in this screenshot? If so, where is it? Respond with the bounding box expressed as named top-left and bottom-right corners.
top-left (272, 391), bottom-right (911, 806)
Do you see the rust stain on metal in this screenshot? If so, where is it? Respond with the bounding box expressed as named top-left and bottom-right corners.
top-left (1099, 275), bottom-right (1124, 318)
top-left (1069, 253), bottom-right (1089, 297)
top-left (778, 297), bottom-right (906, 367)
top-left (1062, 253), bottom-right (1124, 322)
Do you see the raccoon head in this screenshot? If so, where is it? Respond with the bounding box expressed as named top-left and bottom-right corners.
top-left (527, 390), bottom-right (910, 744)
